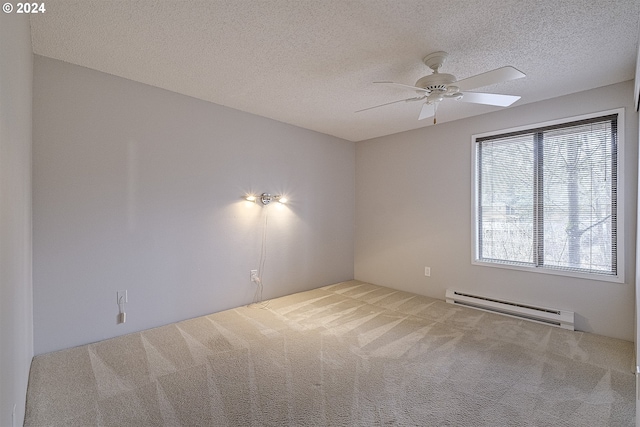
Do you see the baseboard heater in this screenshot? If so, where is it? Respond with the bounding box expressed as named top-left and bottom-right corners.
top-left (445, 289), bottom-right (574, 330)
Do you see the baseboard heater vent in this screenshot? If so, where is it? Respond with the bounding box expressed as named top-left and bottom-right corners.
top-left (445, 289), bottom-right (574, 330)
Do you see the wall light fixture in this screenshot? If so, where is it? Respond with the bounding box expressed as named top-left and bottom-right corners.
top-left (246, 193), bottom-right (287, 205)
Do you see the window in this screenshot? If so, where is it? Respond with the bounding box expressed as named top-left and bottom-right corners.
top-left (473, 110), bottom-right (622, 280)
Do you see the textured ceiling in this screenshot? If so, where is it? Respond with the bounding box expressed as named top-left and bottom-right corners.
top-left (31, 0), bottom-right (639, 142)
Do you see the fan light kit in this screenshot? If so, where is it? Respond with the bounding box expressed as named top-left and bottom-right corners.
top-left (356, 51), bottom-right (526, 124)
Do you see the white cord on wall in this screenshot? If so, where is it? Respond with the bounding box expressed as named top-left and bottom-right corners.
top-left (250, 206), bottom-right (270, 308)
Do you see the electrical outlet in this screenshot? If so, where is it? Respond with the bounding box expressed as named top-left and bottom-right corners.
top-left (117, 290), bottom-right (128, 304)
top-left (424, 267), bottom-right (431, 277)
top-left (250, 270), bottom-right (259, 282)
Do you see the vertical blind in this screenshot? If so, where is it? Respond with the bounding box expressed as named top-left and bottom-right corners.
top-left (476, 114), bottom-right (618, 276)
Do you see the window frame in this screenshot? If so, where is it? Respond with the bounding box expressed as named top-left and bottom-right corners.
top-left (471, 108), bottom-right (625, 283)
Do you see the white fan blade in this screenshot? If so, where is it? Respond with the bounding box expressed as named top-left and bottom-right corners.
top-left (459, 92), bottom-right (521, 107)
top-left (455, 66), bottom-right (525, 91)
top-left (355, 96), bottom-right (425, 113)
top-left (418, 103), bottom-right (435, 120)
top-left (374, 81), bottom-right (428, 92)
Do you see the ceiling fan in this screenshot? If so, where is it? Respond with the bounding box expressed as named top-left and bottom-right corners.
top-left (357, 51), bottom-right (526, 124)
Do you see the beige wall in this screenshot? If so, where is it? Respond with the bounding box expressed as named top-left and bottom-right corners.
top-left (33, 56), bottom-right (355, 354)
top-left (0, 12), bottom-right (33, 427)
top-left (355, 81), bottom-right (638, 341)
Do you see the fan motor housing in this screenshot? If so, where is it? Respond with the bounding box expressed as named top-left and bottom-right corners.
top-left (415, 73), bottom-right (457, 93)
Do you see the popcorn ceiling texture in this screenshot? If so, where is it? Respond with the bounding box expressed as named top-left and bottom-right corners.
top-left (25, 281), bottom-right (634, 426)
top-left (29, 0), bottom-right (639, 141)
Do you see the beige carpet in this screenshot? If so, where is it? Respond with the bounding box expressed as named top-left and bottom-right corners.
top-left (25, 280), bottom-right (635, 426)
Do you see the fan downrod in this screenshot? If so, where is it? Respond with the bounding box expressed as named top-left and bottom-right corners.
top-left (414, 51), bottom-right (457, 92)
top-left (422, 51), bottom-right (449, 72)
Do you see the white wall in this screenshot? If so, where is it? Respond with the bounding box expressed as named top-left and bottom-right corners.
top-left (636, 90), bottom-right (640, 427)
top-left (355, 81), bottom-right (638, 341)
top-left (33, 56), bottom-right (355, 355)
top-left (0, 13), bottom-right (33, 427)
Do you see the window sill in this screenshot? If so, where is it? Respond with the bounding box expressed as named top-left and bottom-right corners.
top-left (472, 259), bottom-right (624, 284)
